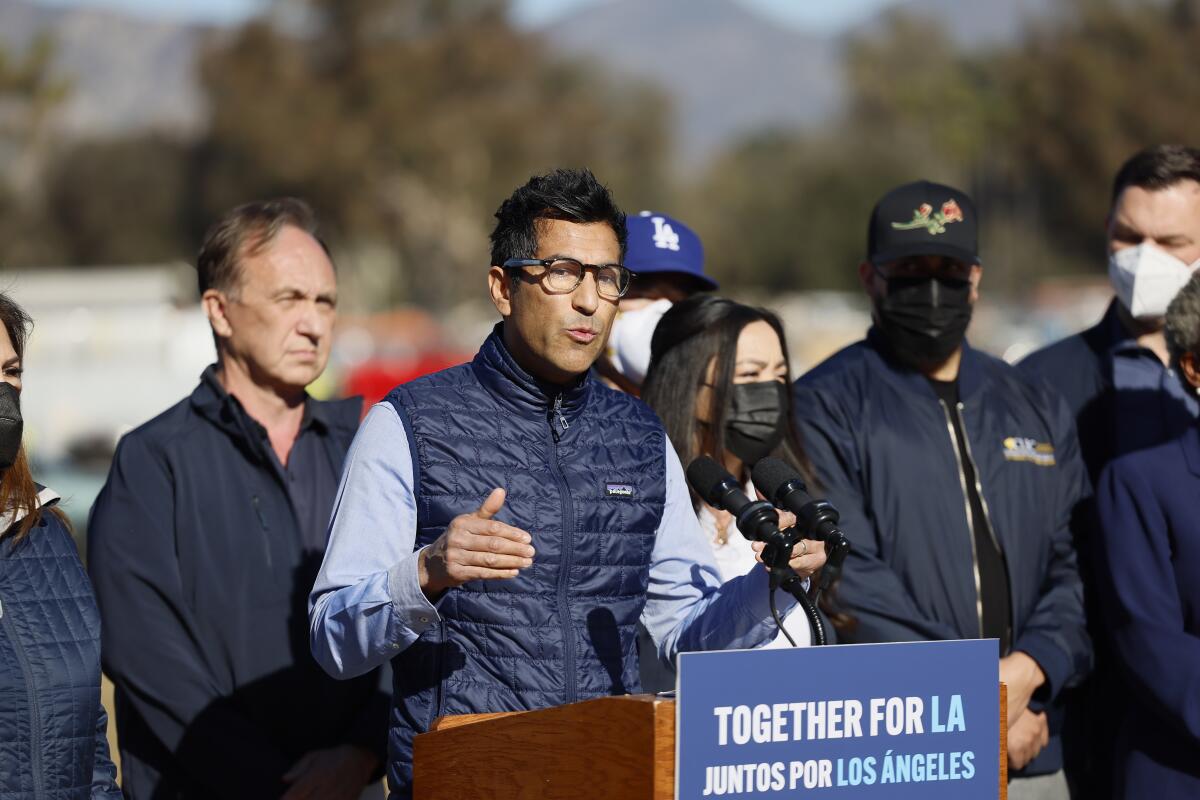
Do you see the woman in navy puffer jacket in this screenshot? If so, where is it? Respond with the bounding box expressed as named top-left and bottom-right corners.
top-left (0, 292), bottom-right (121, 798)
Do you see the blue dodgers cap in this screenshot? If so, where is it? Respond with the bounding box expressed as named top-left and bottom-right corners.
top-left (624, 211), bottom-right (718, 291)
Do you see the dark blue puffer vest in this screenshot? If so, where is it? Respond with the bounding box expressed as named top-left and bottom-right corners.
top-left (383, 326), bottom-right (666, 796)
top-left (0, 500), bottom-right (120, 799)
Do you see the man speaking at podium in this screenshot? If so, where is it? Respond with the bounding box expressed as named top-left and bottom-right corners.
top-left (308, 168), bottom-right (827, 798)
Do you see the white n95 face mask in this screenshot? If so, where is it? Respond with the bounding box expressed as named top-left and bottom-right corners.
top-left (605, 298), bottom-right (673, 385)
top-left (1108, 243), bottom-right (1200, 320)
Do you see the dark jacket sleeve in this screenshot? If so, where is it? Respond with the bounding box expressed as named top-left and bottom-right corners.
top-left (343, 665), bottom-right (390, 769)
top-left (90, 699), bottom-right (122, 799)
top-left (1094, 457), bottom-right (1200, 745)
top-left (1011, 390), bottom-right (1092, 701)
top-left (88, 433), bottom-right (292, 797)
top-left (793, 381), bottom-right (959, 642)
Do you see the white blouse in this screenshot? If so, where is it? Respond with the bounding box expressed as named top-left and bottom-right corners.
top-left (696, 482), bottom-right (813, 649)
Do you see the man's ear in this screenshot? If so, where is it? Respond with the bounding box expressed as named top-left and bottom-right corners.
top-left (202, 289), bottom-right (233, 339)
top-left (1181, 350), bottom-right (1200, 392)
top-left (488, 266), bottom-right (513, 317)
top-left (969, 263), bottom-right (983, 304)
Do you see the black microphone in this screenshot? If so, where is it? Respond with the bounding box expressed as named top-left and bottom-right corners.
top-left (685, 456), bottom-right (780, 543)
top-left (688, 456), bottom-right (831, 647)
top-left (752, 457), bottom-right (843, 542)
top-left (752, 457), bottom-right (852, 596)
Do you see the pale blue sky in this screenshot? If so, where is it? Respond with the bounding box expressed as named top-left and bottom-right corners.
top-left (31, 0), bottom-right (897, 32)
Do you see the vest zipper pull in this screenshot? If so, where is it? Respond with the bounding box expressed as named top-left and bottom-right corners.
top-left (550, 393), bottom-right (569, 441)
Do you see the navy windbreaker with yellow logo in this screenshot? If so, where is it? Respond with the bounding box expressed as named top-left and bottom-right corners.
top-left (793, 328), bottom-right (1091, 776)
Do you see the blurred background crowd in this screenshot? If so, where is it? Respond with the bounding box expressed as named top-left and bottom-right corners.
top-left (0, 0), bottom-right (1195, 533)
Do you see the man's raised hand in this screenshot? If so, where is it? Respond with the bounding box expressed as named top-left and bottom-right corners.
top-left (418, 488), bottom-right (535, 599)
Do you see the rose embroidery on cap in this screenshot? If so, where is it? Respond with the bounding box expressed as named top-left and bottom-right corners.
top-left (892, 199), bottom-right (964, 235)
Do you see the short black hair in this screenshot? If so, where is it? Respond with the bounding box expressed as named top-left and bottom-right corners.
top-left (1111, 144), bottom-right (1200, 205)
top-left (489, 168), bottom-right (627, 266)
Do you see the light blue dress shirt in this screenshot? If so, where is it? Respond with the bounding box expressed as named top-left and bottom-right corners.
top-left (309, 402), bottom-right (799, 682)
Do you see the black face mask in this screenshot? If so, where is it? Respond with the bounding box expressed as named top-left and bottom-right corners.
top-left (0, 383), bottom-right (22, 471)
top-left (724, 381), bottom-right (788, 466)
top-left (875, 275), bottom-right (973, 370)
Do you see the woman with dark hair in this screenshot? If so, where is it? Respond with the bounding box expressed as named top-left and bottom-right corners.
top-left (0, 292), bottom-right (121, 797)
top-left (641, 295), bottom-right (841, 653)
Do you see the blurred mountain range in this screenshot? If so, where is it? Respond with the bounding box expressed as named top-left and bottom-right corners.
top-left (0, 0), bottom-right (212, 137)
top-left (0, 0), bottom-right (1056, 154)
top-left (544, 0), bottom-right (1056, 157)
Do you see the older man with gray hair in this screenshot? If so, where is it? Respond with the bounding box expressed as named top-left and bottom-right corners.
top-left (1092, 271), bottom-right (1200, 798)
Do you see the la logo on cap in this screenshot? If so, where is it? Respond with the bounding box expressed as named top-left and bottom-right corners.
top-left (651, 216), bottom-right (680, 251)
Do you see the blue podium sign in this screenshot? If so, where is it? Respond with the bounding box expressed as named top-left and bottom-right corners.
top-left (676, 640), bottom-right (999, 799)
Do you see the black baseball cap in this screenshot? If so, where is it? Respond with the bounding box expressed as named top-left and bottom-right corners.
top-left (867, 180), bottom-right (979, 266)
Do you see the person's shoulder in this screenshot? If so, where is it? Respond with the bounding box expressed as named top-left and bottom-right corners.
top-left (1108, 433), bottom-right (1189, 481)
top-left (1018, 329), bottom-right (1098, 379)
top-left (1095, 437), bottom-right (1184, 516)
top-left (114, 394), bottom-right (202, 458)
top-left (3, 503), bottom-right (79, 562)
top-left (795, 339), bottom-right (873, 390)
top-left (1019, 302), bottom-right (1117, 388)
top-left (587, 380), bottom-right (663, 428)
top-left (387, 361), bottom-right (478, 403)
top-left (974, 349), bottom-right (1067, 414)
top-left (1019, 330), bottom-right (1089, 367)
top-left (36, 508), bottom-right (79, 557)
top-left (793, 340), bottom-right (880, 424)
top-left (312, 395), bottom-right (363, 437)
top-left (968, 346), bottom-right (1027, 386)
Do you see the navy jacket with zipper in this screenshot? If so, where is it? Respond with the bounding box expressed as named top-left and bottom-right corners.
top-left (1018, 299), bottom-right (1199, 797)
top-left (0, 491), bottom-right (121, 799)
top-left (1094, 422), bottom-right (1200, 797)
top-left (87, 368), bottom-right (388, 798)
top-left (793, 330), bottom-right (1091, 776)
top-left (382, 327), bottom-right (666, 795)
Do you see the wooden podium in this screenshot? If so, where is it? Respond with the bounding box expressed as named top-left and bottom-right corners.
top-left (414, 687), bottom-right (1008, 799)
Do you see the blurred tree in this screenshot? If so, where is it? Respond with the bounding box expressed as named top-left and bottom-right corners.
top-left (0, 35), bottom-right (70, 267)
top-left (684, 14), bottom-right (989, 293)
top-left (40, 135), bottom-right (198, 266)
top-left (1003, 0), bottom-right (1200, 261)
top-left (843, 13), bottom-right (1008, 172)
top-left (11, 0), bottom-right (1198, 307)
top-left (690, 0), bottom-right (1200, 296)
top-left (685, 130), bottom-right (914, 292)
top-left (0, 35), bottom-right (69, 191)
top-left (838, 10), bottom-right (1041, 294)
top-left (1, 57), bottom-right (198, 269)
top-left (193, 0), bottom-right (674, 309)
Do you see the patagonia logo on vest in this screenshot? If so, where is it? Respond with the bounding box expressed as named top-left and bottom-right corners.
top-left (1002, 437), bottom-right (1056, 466)
top-left (605, 481), bottom-right (634, 497)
